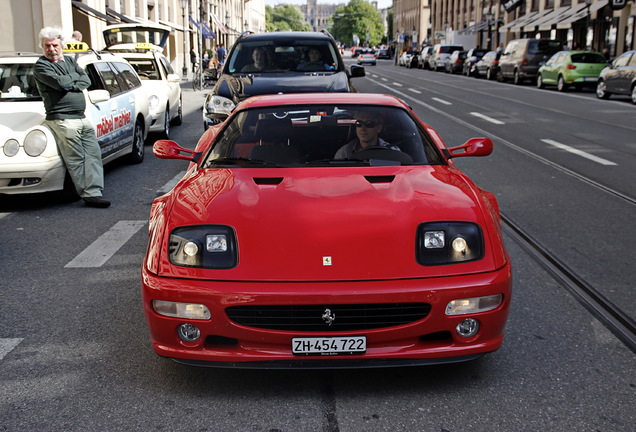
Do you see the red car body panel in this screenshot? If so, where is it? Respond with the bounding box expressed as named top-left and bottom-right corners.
top-left (141, 93), bottom-right (512, 368)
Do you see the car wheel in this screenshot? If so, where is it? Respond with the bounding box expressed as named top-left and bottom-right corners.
top-left (172, 97), bottom-right (183, 126)
top-left (127, 120), bottom-right (145, 164)
top-left (631, 85), bottom-right (636, 105)
top-left (161, 107), bottom-right (170, 139)
top-left (513, 70), bottom-right (523, 85)
top-left (537, 74), bottom-right (545, 89)
top-left (557, 76), bottom-right (567, 92)
top-left (596, 80), bottom-right (610, 99)
top-left (496, 69), bottom-right (505, 82)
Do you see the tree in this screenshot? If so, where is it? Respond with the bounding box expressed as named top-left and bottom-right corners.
top-left (329, 0), bottom-right (384, 47)
top-left (266, 5), bottom-right (312, 32)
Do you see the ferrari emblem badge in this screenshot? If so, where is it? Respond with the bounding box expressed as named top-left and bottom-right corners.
top-left (323, 256), bottom-right (332, 266)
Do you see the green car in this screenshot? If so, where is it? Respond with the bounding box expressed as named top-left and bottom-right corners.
top-left (537, 50), bottom-right (608, 92)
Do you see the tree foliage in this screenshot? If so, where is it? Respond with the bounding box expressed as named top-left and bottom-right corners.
top-left (265, 5), bottom-right (312, 32)
top-left (329, 0), bottom-right (384, 47)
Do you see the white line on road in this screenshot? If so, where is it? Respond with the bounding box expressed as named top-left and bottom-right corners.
top-left (392, 82), bottom-right (403, 87)
top-left (65, 220), bottom-right (147, 268)
top-left (409, 88), bottom-right (422, 94)
top-left (542, 139), bottom-right (617, 166)
top-left (0, 338), bottom-right (23, 361)
top-left (432, 97), bottom-right (452, 105)
top-left (470, 112), bottom-right (505, 125)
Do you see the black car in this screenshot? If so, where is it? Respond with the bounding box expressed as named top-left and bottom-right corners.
top-left (202, 31), bottom-right (366, 129)
top-left (596, 50), bottom-right (636, 104)
top-left (474, 51), bottom-right (502, 80)
top-left (463, 48), bottom-right (489, 76)
top-left (377, 49), bottom-right (391, 59)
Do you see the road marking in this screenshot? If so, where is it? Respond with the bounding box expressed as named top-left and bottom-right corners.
top-left (470, 112), bottom-right (505, 125)
top-left (0, 338), bottom-right (23, 361)
top-left (409, 88), bottom-right (422, 94)
top-left (65, 220), bottom-right (147, 268)
top-left (432, 97), bottom-right (452, 105)
top-left (381, 77), bottom-right (388, 82)
top-left (542, 139), bottom-right (617, 166)
top-left (393, 82), bottom-right (403, 87)
top-left (157, 171), bottom-right (186, 196)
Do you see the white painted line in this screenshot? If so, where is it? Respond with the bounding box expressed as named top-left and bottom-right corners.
top-left (542, 139), bottom-right (617, 166)
top-left (65, 220), bottom-right (147, 268)
top-left (470, 112), bottom-right (505, 125)
top-left (393, 82), bottom-right (403, 87)
top-left (409, 88), bottom-right (422, 94)
top-left (381, 77), bottom-right (388, 81)
top-left (432, 97), bottom-right (452, 105)
top-left (157, 171), bottom-right (186, 195)
top-left (0, 338), bottom-right (23, 361)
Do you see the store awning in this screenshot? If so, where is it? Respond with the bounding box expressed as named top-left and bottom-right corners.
top-left (72, 1), bottom-right (118, 24)
top-left (510, 12), bottom-right (542, 31)
top-left (515, 9), bottom-right (555, 30)
top-left (533, 6), bottom-right (571, 31)
top-left (459, 20), bottom-right (489, 34)
top-left (499, 12), bottom-right (537, 32)
top-left (105, 7), bottom-right (138, 24)
top-left (210, 14), bottom-right (229, 34)
top-left (189, 17), bottom-right (216, 39)
top-left (557, 0), bottom-right (608, 29)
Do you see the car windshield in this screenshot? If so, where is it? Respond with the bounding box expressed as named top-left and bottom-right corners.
top-left (0, 63), bottom-right (41, 101)
top-left (570, 53), bottom-right (607, 64)
top-left (202, 104), bottom-right (445, 168)
top-left (226, 39), bottom-right (339, 73)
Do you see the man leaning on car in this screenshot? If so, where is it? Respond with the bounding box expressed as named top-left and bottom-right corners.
top-left (33, 26), bottom-right (110, 208)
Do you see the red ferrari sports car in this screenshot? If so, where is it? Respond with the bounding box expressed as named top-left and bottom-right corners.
top-left (142, 93), bottom-right (512, 368)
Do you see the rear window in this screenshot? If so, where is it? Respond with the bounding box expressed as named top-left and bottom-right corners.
top-left (570, 53), bottom-right (607, 64)
top-left (440, 46), bottom-right (463, 54)
top-left (528, 40), bottom-right (562, 56)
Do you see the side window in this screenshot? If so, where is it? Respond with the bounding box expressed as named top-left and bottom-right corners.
top-left (112, 61), bottom-right (142, 90)
top-left (614, 53), bottom-right (630, 67)
top-left (628, 54), bottom-right (636, 66)
top-left (92, 62), bottom-right (124, 96)
top-left (159, 56), bottom-right (174, 75)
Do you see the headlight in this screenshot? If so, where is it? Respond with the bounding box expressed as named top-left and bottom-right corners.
top-left (152, 300), bottom-right (211, 320)
top-left (169, 225), bottom-right (237, 269)
top-left (205, 95), bottom-right (235, 116)
top-left (416, 221), bottom-right (483, 265)
top-left (24, 130), bottom-right (48, 156)
top-left (3, 139), bottom-right (20, 157)
top-left (148, 94), bottom-right (160, 111)
top-left (446, 294), bottom-right (502, 315)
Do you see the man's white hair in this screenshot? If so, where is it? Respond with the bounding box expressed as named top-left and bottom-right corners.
top-left (39, 26), bottom-right (64, 44)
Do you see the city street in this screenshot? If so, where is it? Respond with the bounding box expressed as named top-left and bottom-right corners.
top-left (1, 63), bottom-right (635, 431)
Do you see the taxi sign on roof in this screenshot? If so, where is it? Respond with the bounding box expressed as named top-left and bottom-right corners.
top-left (63, 42), bottom-right (89, 53)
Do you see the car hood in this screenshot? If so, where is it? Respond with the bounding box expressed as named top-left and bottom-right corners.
top-left (156, 166), bottom-right (506, 281)
top-left (0, 102), bottom-right (45, 131)
top-left (214, 72), bottom-right (353, 103)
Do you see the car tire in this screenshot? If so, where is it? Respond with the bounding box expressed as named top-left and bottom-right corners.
top-left (536, 74), bottom-right (545, 89)
top-left (631, 85), bottom-right (636, 105)
top-left (172, 97), bottom-right (183, 126)
top-left (127, 120), bottom-right (145, 164)
top-left (596, 80), bottom-right (611, 99)
top-left (513, 70), bottom-right (523, 85)
top-left (161, 107), bottom-right (170, 139)
top-left (496, 70), bottom-right (505, 82)
top-left (557, 76), bottom-right (567, 92)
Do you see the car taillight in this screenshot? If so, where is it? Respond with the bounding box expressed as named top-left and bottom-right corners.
top-left (567, 64), bottom-right (577, 69)
top-left (522, 58), bottom-right (528, 66)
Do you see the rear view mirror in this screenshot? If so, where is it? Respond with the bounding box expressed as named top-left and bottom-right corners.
top-left (447, 137), bottom-right (493, 158)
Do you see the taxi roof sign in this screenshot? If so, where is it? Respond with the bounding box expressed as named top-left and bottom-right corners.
top-left (63, 42), bottom-right (90, 53)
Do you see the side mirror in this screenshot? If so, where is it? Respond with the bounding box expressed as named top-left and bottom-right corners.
top-left (87, 89), bottom-right (110, 104)
top-left (350, 64), bottom-right (366, 78)
top-left (447, 137), bottom-right (493, 158)
top-left (153, 139), bottom-right (199, 162)
top-left (167, 73), bottom-right (181, 83)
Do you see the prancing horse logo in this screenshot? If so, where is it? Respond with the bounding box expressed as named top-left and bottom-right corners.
top-left (322, 308), bottom-right (335, 326)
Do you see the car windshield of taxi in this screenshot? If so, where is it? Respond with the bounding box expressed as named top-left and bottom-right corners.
top-left (103, 24), bottom-right (182, 139)
top-left (144, 93), bottom-right (512, 369)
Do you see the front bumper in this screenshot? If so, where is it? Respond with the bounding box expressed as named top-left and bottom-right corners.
top-left (141, 264), bottom-right (512, 368)
top-left (0, 158), bottom-right (65, 194)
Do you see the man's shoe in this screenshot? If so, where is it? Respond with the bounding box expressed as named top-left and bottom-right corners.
top-left (83, 196), bottom-right (111, 208)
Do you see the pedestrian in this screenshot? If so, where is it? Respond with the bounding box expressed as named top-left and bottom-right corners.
top-left (71, 30), bottom-right (82, 42)
top-left (33, 26), bottom-right (110, 208)
top-left (190, 48), bottom-right (198, 73)
top-left (216, 43), bottom-right (226, 65)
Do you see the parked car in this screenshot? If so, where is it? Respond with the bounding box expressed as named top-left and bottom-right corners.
top-left (537, 50), bottom-right (607, 92)
top-left (357, 51), bottom-right (376, 66)
top-left (202, 31), bottom-right (365, 129)
top-left (463, 48), bottom-right (489, 76)
top-left (428, 44), bottom-right (464, 71)
top-left (0, 46), bottom-right (150, 196)
top-left (103, 23), bottom-right (182, 139)
top-left (418, 46), bottom-right (433, 69)
top-left (596, 50), bottom-right (636, 104)
top-left (474, 51), bottom-right (502, 80)
top-left (144, 92), bottom-right (512, 368)
top-left (497, 38), bottom-right (563, 84)
top-left (398, 50), bottom-right (417, 67)
top-left (445, 50), bottom-right (467, 74)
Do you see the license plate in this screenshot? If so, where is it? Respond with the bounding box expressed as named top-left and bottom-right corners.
top-left (292, 336), bottom-right (366, 355)
top-left (583, 77), bottom-right (596, 82)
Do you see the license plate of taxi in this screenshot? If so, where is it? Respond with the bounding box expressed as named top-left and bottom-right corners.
top-left (292, 336), bottom-right (366, 355)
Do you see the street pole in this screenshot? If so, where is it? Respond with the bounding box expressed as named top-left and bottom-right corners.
top-left (180, 0), bottom-right (188, 79)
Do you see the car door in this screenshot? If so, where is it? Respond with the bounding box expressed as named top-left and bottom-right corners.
top-left (158, 55), bottom-right (180, 116)
top-left (607, 53), bottom-right (632, 93)
top-left (85, 61), bottom-right (135, 158)
top-left (542, 53), bottom-right (561, 84)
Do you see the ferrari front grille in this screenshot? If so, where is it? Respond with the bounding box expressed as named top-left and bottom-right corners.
top-left (225, 303), bottom-right (431, 331)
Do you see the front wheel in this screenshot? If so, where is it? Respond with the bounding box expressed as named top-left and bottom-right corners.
top-left (161, 107), bottom-right (170, 139)
top-left (631, 85), bottom-right (636, 105)
top-left (127, 120), bottom-right (145, 164)
top-left (513, 70), bottom-right (523, 85)
top-left (172, 97), bottom-right (183, 126)
top-left (596, 80), bottom-right (611, 99)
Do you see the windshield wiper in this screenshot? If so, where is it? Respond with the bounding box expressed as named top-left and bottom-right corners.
top-left (305, 158), bottom-right (371, 166)
top-left (205, 157), bottom-right (279, 168)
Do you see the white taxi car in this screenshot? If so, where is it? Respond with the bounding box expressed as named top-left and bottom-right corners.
top-left (103, 24), bottom-right (182, 139)
top-left (0, 44), bottom-right (151, 196)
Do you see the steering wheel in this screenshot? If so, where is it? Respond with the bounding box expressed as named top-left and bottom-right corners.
top-left (352, 145), bottom-right (413, 163)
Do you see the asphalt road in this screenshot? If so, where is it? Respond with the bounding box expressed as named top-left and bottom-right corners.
top-left (0, 67), bottom-right (634, 432)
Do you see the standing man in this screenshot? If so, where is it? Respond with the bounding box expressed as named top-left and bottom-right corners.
top-left (33, 26), bottom-right (110, 208)
top-left (190, 48), bottom-right (198, 73)
top-left (216, 43), bottom-right (227, 66)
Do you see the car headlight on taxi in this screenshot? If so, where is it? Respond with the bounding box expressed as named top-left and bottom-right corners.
top-left (3, 128), bottom-right (49, 157)
top-left (416, 221), bottom-right (484, 265)
top-left (169, 225), bottom-right (238, 269)
top-left (148, 94), bottom-right (160, 112)
top-left (205, 95), bottom-right (235, 117)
